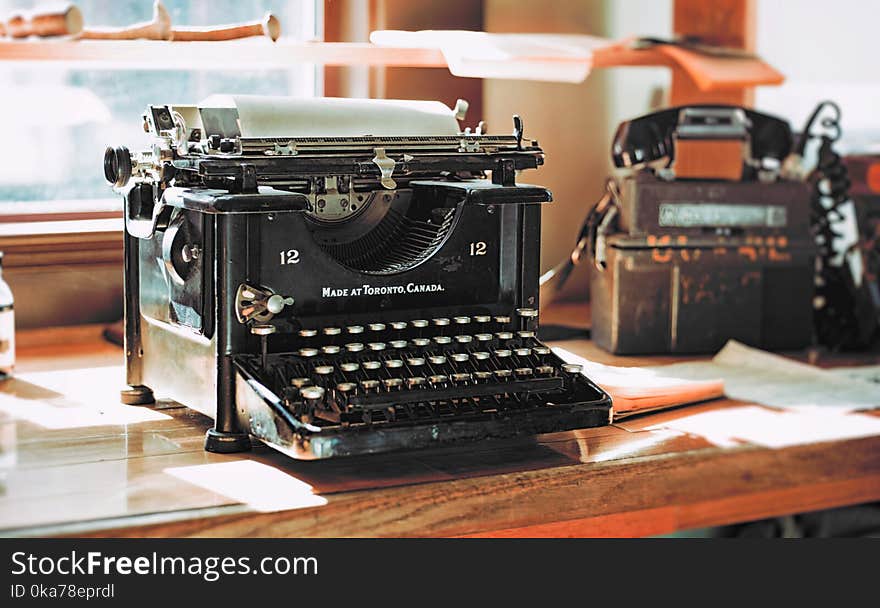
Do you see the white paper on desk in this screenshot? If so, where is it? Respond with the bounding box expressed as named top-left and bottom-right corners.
top-left (370, 30), bottom-right (607, 82)
top-left (827, 365), bottom-right (880, 384)
top-left (645, 340), bottom-right (880, 411)
top-left (551, 346), bottom-right (724, 417)
top-left (646, 405), bottom-right (880, 449)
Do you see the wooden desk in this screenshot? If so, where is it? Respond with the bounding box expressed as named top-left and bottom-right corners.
top-left (1, 306), bottom-right (879, 538)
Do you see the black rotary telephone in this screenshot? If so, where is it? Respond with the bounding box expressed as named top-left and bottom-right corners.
top-left (611, 104), bottom-right (794, 171)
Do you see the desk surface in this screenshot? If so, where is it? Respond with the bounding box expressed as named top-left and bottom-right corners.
top-left (2, 304), bottom-right (879, 538)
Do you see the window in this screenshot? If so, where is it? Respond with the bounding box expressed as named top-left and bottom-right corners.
top-left (755, 0), bottom-right (880, 153)
top-left (0, 0), bottom-right (320, 213)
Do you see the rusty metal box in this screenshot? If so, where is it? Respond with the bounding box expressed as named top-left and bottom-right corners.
top-left (590, 173), bottom-right (816, 354)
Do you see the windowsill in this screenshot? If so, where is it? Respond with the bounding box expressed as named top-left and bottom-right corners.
top-left (0, 198), bottom-right (122, 224)
top-left (0, 218), bottom-right (122, 237)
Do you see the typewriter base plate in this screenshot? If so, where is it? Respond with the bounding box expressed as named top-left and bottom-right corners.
top-left (295, 406), bottom-right (612, 460)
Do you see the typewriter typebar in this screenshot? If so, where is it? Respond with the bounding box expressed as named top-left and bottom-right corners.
top-left (106, 96), bottom-right (611, 459)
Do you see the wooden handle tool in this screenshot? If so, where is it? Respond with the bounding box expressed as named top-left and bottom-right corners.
top-left (79, 0), bottom-right (171, 41)
top-left (171, 12), bottom-right (281, 42)
top-left (5, 3), bottom-right (83, 38)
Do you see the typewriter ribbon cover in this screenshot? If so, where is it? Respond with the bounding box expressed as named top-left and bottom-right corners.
top-left (105, 95), bottom-right (612, 459)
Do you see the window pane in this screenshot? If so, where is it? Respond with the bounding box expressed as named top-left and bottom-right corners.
top-left (0, 0), bottom-right (319, 205)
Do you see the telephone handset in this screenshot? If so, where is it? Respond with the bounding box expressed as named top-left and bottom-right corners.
top-left (611, 105), bottom-right (793, 170)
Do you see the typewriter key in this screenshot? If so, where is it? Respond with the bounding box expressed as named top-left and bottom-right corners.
top-left (494, 315), bottom-right (512, 325)
top-left (494, 349), bottom-right (512, 358)
top-left (322, 345), bottom-right (341, 355)
top-left (315, 365), bottom-right (334, 376)
top-left (362, 360), bottom-right (381, 370)
top-left (515, 367), bottom-right (534, 377)
top-left (346, 325), bottom-right (364, 335)
top-left (412, 337), bottom-right (430, 347)
top-left (473, 351), bottom-right (491, 361)
top-left (345, 342), bottom-right (364, 352)
top-left (383, 377), bottom-right (403, 390)
top-left (496, 331), bottom-right (514, 340)
top-left (475, 333), bottom-right (493, 342)
top-left (298, 348), bottom-right (319, 358)
top-left (516, 310), bottom-right (538, 331)
top-left (432, 318), bottom-right (451, 327)
top-left (532, 346), bottom-right (551, 356)
top-left (536, 365), bottom-right (555, 376)
top-left (455, 335), bottom-right (473, 344)
top-left (368, 323), bottom-right (386, 332)
top-left (451, 352), bottom-right (469, 362)
top-left (290, 377), bottom-right (312, 388)
top-left (428, 355), bottom-right (447, 365)
top-left (390, 321), bottom-right (408, 330)
top-left (493, 369), bottom-right (512, 380)
top-left (323, 327), bottom-right (342, 336)
top-left (517, 330), bottom-right (536, 339)
top-left (433, 336), bottom-right (452, 345)
top-left (390, 340), bottom-right (408, 349)
top-left (340, 362), bottom-right (360, 372)
top-left (298, 329), bottom-right (318, 338)
top-left (368, 342), bottom-right (386, 351)
top-left (336, 382), bottom-right (356, 395)
top-left (451, 372), bottom-right (472, 383)
top-left (514, 347), bottom-right (532, 357)
top-left (429, 374), bottom-right (448, 386)
top-left (453, 316), bottom-right (471, 325)
top-left (407, 357), bottom-right (426, 367)
top-left (474, 315), bottom-right (491, 324)
top-left (407, 376), bottom-right (426, 388)
top-left (473, 371), bottom-right (492, 382)
top-left (360, 379), bottom-right (380, 392)
top-left (385, 359), bottom-right (404, 369)
top-left (411, 319), bottom-right (429, 329)
top-left (561, 363), bottom-right (583, 374)
top-left (301, 385), bottom-right (325, 404)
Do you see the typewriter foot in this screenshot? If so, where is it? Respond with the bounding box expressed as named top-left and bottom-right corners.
top-left (120, 385), bottom-right (155, 406)
top-left (205, 428), bottom-right (252, 453)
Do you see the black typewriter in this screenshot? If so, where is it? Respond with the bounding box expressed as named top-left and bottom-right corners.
top-left (104, 95), bottom-right (611, 459)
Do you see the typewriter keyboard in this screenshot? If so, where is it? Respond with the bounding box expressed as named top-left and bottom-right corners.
top-left (248, 309), bottom-right (607, 428)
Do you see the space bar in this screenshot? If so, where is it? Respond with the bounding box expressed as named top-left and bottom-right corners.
top-left (347, 376), bottom-right (564, 410)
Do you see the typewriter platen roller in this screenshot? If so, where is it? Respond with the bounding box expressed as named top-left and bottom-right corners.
top-left (106, 95), bottom-right (611, 459)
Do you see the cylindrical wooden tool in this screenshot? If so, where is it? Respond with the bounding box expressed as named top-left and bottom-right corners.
top-left (171, 13), bottom-right (281, 42)
top-left (5, 4), bottom-right (83, 38)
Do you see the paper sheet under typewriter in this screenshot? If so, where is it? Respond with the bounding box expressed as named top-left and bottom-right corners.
top-left (105, 95), bottom-right (612, 459)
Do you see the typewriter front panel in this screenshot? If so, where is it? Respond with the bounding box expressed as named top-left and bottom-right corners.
top-left (255, 203), bottom-right (512, 320)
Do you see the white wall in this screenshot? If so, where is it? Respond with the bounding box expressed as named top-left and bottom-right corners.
top-left (484, 0), bottom-right (672, 299)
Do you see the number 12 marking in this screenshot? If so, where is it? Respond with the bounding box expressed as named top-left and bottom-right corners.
top-left (280, 249), bottom-right (301, 265)
top-left (469, 241), bottom-right (487, 256)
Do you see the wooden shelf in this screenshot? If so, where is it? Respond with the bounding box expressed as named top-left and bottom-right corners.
top-left (0, 39), bottom-right (447, 69)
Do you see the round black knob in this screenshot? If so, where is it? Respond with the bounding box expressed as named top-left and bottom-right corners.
top-left (103, 145), bottom-right (132, 188)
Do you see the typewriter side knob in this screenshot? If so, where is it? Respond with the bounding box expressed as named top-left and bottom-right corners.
top-left (103, 145), bottom-right (132, 188)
